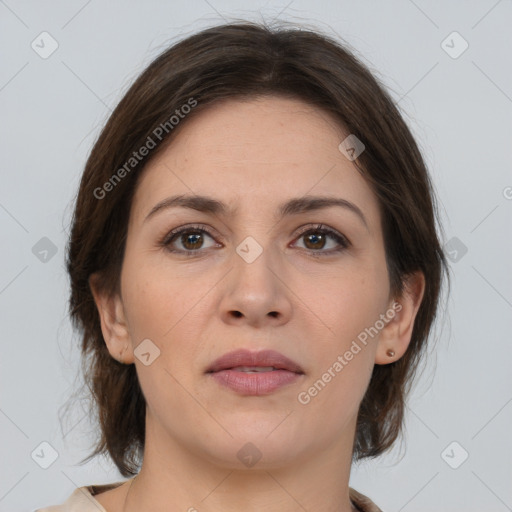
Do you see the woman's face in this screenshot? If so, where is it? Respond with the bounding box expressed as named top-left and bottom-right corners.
top-left (106, 95), bottom-right (402, 469)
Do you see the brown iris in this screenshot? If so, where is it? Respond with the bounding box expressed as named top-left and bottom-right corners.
top-left (303, 231), bottom-right (326, 250)
top-left (181, 231), bottom-right (204, 250)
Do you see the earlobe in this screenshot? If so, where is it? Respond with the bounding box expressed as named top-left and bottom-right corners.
top-left (88, 273), bottom-right (135, 364)
top-left (375, 271), bottom-right (426, 365)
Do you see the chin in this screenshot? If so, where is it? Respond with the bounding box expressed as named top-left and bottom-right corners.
top-left (204, 423), bottom-right (306, 469)
top-left (208, 440), bottom-right (303, 471)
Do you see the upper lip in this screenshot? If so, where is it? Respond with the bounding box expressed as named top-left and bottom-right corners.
top-left (206, 349), bottom-right (304, 374)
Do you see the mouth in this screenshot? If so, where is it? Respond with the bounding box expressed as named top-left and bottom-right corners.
top-left (206, 349), bottom-right (305, 396)
top-left (223, 366), bottom-right (279, 373)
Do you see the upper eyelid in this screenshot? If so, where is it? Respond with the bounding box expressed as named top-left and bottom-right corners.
top-left (163, 223), bottom-right (219, 243)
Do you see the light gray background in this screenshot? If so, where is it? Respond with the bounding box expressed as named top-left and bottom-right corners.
top-left (1, 1), bottom-right (511, 511)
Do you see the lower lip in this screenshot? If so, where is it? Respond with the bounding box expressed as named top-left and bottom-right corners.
top-left (208, 369), bottom-right (303, 395)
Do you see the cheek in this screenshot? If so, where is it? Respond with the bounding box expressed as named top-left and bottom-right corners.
top-left (120, 255), bottom-right (219, 381)
top-left (296, 357), bottom-right (373, 447)
top-left (301, 261), bottom-right (389, 344)
top-left (121, 254), bottom-right (201, 336)
top-left (120, 261), bottom-right (205, 405)
top-left (295, 269), bottom-right (383, 424)
top-left (295, 258), bottom-right (388, 412)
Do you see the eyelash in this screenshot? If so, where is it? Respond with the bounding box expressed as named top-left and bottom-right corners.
top-left (159, 223), bottom-right (350, 258)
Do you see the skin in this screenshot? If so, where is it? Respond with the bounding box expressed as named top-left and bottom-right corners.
top-left (89, 95), bottom-right (425, 512)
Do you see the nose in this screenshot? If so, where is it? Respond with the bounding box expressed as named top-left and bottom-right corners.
top-left (219, 242), bottom-right (293, 328)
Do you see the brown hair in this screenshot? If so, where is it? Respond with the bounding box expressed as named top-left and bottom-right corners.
top-left (64, 21), bottom-right (450, 477)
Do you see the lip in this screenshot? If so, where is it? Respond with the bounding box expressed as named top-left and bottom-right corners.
top-left (206, 349), bottom-right (305, 396)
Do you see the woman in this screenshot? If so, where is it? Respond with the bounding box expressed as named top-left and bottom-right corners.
top-left (37, 21), bottom-right (448, 512)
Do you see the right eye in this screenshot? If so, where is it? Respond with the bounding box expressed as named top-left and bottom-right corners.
top-left (160, 224), bottom-right (220, 256)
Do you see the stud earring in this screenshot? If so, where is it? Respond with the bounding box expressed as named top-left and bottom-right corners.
top-left (116, 345), bottom-right (128, 364)
top-left (386, 349), bottom-right (395, 358)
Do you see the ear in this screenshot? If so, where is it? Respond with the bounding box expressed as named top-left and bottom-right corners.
top-left (375, 271), bottom-right (426, 365)
top-left (88, 272), bottom-right (135, 364)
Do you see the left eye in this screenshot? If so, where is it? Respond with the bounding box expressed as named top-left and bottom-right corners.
top-left (292, 225), bottom-right (349, 253)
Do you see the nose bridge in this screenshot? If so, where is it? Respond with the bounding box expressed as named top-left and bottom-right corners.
top-left (233, 232), bottom-right (281, 293)
top-left (228, 201), bottom-right (279, 275)
top-left (220, 230), bottom-right (292, 325)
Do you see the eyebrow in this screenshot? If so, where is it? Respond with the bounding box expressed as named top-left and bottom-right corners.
top-left (144, 194), bottom-right (369, 230)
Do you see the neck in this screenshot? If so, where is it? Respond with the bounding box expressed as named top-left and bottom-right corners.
top-left (120, 417), bottom-right (359, 512)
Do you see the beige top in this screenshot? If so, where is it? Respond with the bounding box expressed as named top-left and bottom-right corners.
top-left (35, 481), bottom-right (383, 512)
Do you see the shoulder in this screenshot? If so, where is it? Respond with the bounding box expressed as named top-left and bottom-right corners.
top-left (34, 481), bottom-right (125, 512)
top-left (349, 487), bottom-right (384, 512)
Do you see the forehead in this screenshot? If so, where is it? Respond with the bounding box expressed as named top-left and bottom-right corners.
top-left (130, 96), bottom-right (380, 230)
